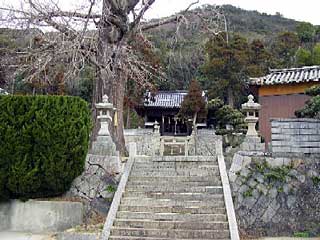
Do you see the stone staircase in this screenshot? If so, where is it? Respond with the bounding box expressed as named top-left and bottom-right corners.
top-left (107, 156), bottom-right (231, 240)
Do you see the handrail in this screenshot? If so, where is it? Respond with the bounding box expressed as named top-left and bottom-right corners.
top-left (216, 139), bottom-right (240, 240)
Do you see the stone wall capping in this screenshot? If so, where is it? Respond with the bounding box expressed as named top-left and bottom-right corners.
top-left (271, 118), bottom-right (320, 123)
top-left (216, 140), bottom-right (240, 240)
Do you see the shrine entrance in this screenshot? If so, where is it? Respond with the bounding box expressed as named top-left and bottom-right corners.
top-left (135, 91), bottom-right (204, 136)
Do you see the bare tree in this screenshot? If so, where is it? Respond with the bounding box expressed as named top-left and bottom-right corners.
top-left (0, 0), bottom-right (226, 155)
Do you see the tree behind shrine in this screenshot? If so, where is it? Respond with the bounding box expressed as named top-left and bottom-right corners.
top-left (178, 79), bottom-right (207, 126)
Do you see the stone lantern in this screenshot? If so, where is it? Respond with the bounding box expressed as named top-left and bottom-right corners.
top-left (241, 95), bottom-right (261, 137)
top-left (153, 120), bottom-right (160, 136)
top-left (95, 94), bottom-right (115, 138)
top-left (92, 94), bottom-right (119, 157)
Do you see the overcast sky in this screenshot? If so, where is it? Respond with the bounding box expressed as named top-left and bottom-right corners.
top-left (144, 0), bottom-right (320, 25)
top-left (1, 0), bottom-right (319, 25)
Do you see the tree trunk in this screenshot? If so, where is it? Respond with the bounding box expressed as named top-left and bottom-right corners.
top-left (113, 69), bottom-right (128, 156)
top-left (94, 0), bottom-right (131, 156)
top-left (227, 86), bottom-right (234, 108)
top-left (126, 105), bottom-right (131, 129)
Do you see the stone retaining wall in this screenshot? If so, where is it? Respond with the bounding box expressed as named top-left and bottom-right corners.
top-left (229, 152), bottom-right (320, 237)
top-left (195, 130), bottom-right (221, 156)
top-left (271, 118), bottom-right (320, 154)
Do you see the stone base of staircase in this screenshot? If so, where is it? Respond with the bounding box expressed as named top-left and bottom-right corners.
top-left (107, 156), bottom-right (231, 240)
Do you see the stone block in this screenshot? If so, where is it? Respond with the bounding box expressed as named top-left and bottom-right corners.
top-left (266, 157), bottom-right (283, 167)
top-left (271, 128), bottom-right (281, 134)
top-left (282, 158), bottom-right (291, 166)
top-left (230, 154), bottom-right (243, 173)
top-left (248, 179), bottom-right (258, 188)
top-left (240, 168), bottom-right (250, 178)
top-left (286, 195), bottom-right (296, 209)
top-left (256, 184), bottom-right (268, 195)
top-left (269, 188), bottom-right (278, 198)
top-left (255, 173), bottom-right (265, 184)
top-left (297, 175), bottom-right (306, 183)
top-left (300, 128), bottom-right (317, 135)
top-left (228, 172), bottom-right (237, 183)
top-left (242, 156), bottom-right (252, 167)
top-left (261, 205), bottom-right (277, 223)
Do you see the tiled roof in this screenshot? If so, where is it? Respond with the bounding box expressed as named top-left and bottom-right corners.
top-left (250, 65), bottom-right (320, 86)
top-left (144, 91), bottom-right (188, 108)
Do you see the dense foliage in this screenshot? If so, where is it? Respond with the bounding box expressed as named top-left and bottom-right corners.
top-left (0, 96), bottom-right (92, 201)
top-left (200, 33), bottom-right (273, 107)
top-left (295, 85), bottom-right (320, 119)
top-left (178, 79), bottom-right (207, 123)
top-left (207, 98), bottom-right (246, 135)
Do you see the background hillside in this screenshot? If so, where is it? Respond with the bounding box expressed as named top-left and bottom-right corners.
top-left (146, 4), bottom-right (302, 90)
top-left (1, 4), bottom-right (319, 101)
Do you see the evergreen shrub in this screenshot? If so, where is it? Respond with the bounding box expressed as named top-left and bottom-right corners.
top-left (0, 95), bottom-right (92, 201)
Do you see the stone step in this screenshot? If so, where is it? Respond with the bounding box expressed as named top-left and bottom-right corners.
top-left (130, 168), bottom-right (219, 174)
top-left (116, 212), bottom-right (227, 222)
top-left (110, 237), bottom-right (230, 240)
top-left (122, 192), bottom-right (224, 201)
top-left (119, 205), bottom-right (226, 214)
top-left (129, 171), bottom-right (220, 177)
top-left (134, 158), bottom-right (217, 164)
top-left (151, 156), bottom-right (217, 162)
top-left (113, 219), bottom-right (229, 230)
top-left (125, 186), bottom-right (223, 194)
top-left (133, 161), bottom-right (218, 165)
top-left (128, 176), bottom-right (221, 182)
top-left (110, 227), bottom-right (230, 239)
top-left (132, 163), bottom-right (218, 169)
top-left (131, 167), bottom-right (219, 172)
top-left (126, 181), bottom-right (222, 187)
top-left (120, 198), bottom-right (224, 208)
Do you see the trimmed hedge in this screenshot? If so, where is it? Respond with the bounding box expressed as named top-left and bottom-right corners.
top-left (0, 96), bottom-right (92, 201)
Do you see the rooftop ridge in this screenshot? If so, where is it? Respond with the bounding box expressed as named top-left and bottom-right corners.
top-left (269, 65), bottom-right (320, 73)
top-left (250, 65), bottom-right (320, 86)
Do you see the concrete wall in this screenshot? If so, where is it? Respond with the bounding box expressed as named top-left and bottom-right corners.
top-left (0, 200), bottom-right (83, 233)
top-left (0, 203), bottom-right (10, 231)
top-left (271, 118), bottom-right (320, 154)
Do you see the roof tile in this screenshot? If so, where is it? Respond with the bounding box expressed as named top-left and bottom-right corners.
top-left (250, 65), bottom-right (320, 86)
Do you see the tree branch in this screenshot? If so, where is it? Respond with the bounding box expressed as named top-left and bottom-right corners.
top-left (139, 0), bottom-right (199, 31)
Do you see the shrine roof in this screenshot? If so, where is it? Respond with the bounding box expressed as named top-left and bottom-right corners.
top-left (144, 91), bottom-right (188, 108)
top-left (250, 65), bottom-right (320, 86)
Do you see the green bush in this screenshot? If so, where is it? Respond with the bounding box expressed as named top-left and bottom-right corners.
top-left (207, 98), bottom-right (246, 134)
top-left (295, 85), bottom-right (320, 119)
top-left (0, 96), bottom-right (92, 201)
